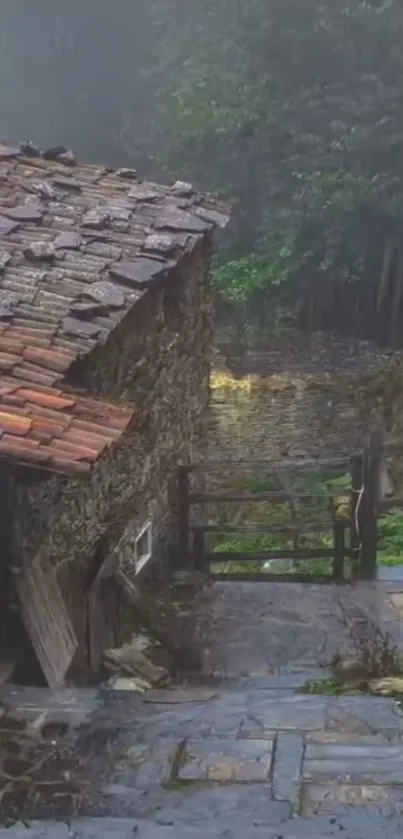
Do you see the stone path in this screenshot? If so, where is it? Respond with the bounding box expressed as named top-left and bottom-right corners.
top-left (190, 575), bottom-right (403, 677)
top-left (2, 573), bottom-right (403, 836)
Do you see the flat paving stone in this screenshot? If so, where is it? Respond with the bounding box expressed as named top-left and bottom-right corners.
top-left (239, 696), bottom-right (327, 735)
top-left (302, 781), bottom-right (403, 817)
top-left (236, 669), bottom-right (326, 692)
top-left (272, 732), bottom-right (304, 803)
top-left (142, 689), bottom-right (219, 704)
top-left (68, 817), bottom-right (141, 838)
top-left (0, 687), bottom-right (99, 714)
top-left (325, 696), bottom-right (403, 736)
top-left (0, 827), bottom-right (69, 839)
top-left (304, 741), bottom-right (403, 784)
top-left (118, 785), bottom-right (293, 826)
top-left (111, 738), bottom-right (178, 788)
top-left (138, 824), bottom-right (270, 839)
top-left (178, 738), bottom-right (274, 782)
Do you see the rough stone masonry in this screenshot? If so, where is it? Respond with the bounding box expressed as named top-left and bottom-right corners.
top-left (0, 141), bottom-right (229, 685)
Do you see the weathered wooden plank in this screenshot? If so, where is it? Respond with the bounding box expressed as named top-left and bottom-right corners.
top-left (210, 572), bottom-right (333, 583)
top-left (189, 491), bottom-right (294, 503)
top-left (15, 556), bottom-right (78, 687)
top-left (184, 457), bottom-right (352, 474)
top-left (207, 549), bottom-right (334, 562)
top-left (195, 521), bottom-right (334, 535)
top-left (332, 519), bottom-right (345, 581)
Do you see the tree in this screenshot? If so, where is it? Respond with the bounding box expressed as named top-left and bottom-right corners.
top-left (148, 0), bottom-right (403, 340)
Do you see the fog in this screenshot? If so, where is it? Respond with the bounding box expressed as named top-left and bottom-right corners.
top-left (0, 0), bottom-right (158, 170)
top-left (1, 0), bottom-right (402, 342)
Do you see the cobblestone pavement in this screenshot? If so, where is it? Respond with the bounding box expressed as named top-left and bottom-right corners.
top-left (2, 572), bottom-right (403, 836)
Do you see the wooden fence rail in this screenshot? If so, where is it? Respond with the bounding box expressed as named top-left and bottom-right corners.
top-left (178, 431), bottom-right (392, 582)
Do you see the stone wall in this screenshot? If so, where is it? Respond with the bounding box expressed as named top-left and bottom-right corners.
top-left (9, 236), bottom-right (213, 679)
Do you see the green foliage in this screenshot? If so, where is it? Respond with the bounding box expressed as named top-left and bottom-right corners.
top-left (378, 510), bottom-right (403, 566)
top-left (211, 471), bottom-right (346, 576)
top-left (149, 0), bottom-right (403, 325)
top-left (213, 236), bottom-right (297, 302)
top-left (300, 677), bottom-right (348, 695)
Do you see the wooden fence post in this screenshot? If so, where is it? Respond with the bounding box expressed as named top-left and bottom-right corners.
top-left (360, 430), bottom-right (382, 579)
top-left (193, 526), bottom-right (205, 572)
top-left (178, 466), bottom-right (190, 567)
top-left (350, 453), bottom-right (363, 578)
top-left (333, 520), bottom-right (345, 581)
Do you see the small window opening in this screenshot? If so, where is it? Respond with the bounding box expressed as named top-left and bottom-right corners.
top-left (135, 519), bottom-right (153, 574)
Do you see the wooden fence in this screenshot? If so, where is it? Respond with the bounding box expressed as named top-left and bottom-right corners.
top-left (177, 430), bottom-right (399, 582)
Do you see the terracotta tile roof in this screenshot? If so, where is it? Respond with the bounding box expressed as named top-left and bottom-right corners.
top-left (0, 141), bottom-right (230, 476)
top-left (0, 141), bottom-right (229, 373)
top-left (0, 378), bottom-right (132, 475)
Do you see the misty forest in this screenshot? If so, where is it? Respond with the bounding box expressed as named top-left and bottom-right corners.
top-left (1, 0), bottom-right (402, 345)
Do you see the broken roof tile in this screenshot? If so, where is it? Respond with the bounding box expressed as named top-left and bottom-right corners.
top-left (42, 146), bottom-right (76, 166)
top-left (62, 316), bottom-right (102, 339)
top-left (193, 204), bottom-right (230, 228)
top-left (0, 204), bottom-right (44, 223)
top-left (116, 168), bottom-right (137, 180)
top-left (154, 206), bottom-right (212, 233)
top-left (142, 233), bottom-right (178, 256)
top-left (54, 231), bottom-right (83, 250)
top-left (0, 215), bottom-right (19, 237)
top-left (109, 257), bottom-right (173, 288)
top-left (84, 281), bottom-right (125, 308)
top-left (127, 185), bottom-right (160, 202)
top-left (52, 175), bottom-right (82, 193)
top-left (171, 180), bottom-right (194, 196)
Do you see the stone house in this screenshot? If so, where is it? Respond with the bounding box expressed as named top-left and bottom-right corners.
top-left (0, 141), bottom-right (228, 686)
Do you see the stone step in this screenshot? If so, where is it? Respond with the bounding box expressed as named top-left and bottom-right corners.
top-left (2, 816), bottom-right (403, 839)
top-left (189, 667), bottom-right (327, 692)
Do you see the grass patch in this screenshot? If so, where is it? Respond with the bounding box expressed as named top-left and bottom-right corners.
top-left (378, 508), bottom-right (403, 566)
top-left (208, 472), bottom-right (403, 574)
top-left (209, 471), bottom-right (349, 576)
top-left (299, 677), bottom-right (350, 695)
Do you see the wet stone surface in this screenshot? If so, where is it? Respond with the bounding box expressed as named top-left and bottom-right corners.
top-left (2, 581), bottom-right (403, 833)
top-left (176, 738), bottom-right (273, 782)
